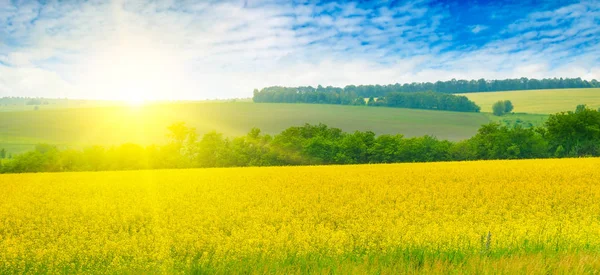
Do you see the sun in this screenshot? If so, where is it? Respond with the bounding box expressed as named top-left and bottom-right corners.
top-left (79, 37), bottom-right (188, 103)
top-left (126, 97), bottom-right (146, 107)
top-left (117, 86), bottom-right (150, 107)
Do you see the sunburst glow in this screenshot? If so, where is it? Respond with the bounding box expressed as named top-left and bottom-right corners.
top-left (76, 28), bottom-right (189, 102)
top-left (124, 96), bottom-right (146, 107)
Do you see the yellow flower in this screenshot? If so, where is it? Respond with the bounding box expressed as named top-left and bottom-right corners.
top-left (1, 158), bottom-right (600, 273)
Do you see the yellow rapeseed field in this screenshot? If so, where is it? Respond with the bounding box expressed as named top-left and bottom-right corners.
top-left (2, 158), bottom-right (600, 273)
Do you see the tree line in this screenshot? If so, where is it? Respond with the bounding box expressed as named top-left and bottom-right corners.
top-left (384, 92), bottom-right (480, 112)
top-left (2, 106), bottom-right (600, 174)
top-left (254, 88), bottom-right (481, 112)
top-left (254, 77), bottom-right (599, 101)
top-left (0, 97), bottom-right (57, 105)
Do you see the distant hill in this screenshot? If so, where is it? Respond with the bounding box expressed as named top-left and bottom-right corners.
top-left (6, 87), bottom-right (597, 156)
top-left (0, 97), bottom-right (123, 112)
top-left (0, 102), bottom-right (492, 155)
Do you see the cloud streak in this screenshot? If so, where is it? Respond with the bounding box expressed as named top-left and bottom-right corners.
top-left (0, 0), bottom-right (598, 100)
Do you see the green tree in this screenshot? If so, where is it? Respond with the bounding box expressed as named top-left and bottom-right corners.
top-left (545, 106), bottom-right (600, 157)
top-left (503, 100), bottom-right (514, 113)
top-left (167, 122), bottom-right (192, 145)
top-left (82, 146), bottom-right (107, 171)
top-left (467, 123), bottom-right (548, 160)
top-left (167, 122), bottom-right (198, 160)
top-left (554, 145), bottom-right (565, 157)
top-left (352, 97), bottom-right (366, 106)
top-left (368, 134), bottom-right (404, 163)
top-left (367, 97), bottom-right (375, 106)
top-left (449, 140), bottom-right (477, 161)
top-left (0, 148), bottom-right (5, 159)
top-left (335, 131), bottom-right (375, 164)
top-left (492, 101), bottom-right (506, 116)
top-left (107, 143), bottom-right (148, 170)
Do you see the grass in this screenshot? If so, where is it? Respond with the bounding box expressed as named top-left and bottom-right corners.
top-left (484, 112), bottom-right (549, 128)
top-left (187, 250), bottom-right (600, 274)
top-left (458, 88), bottom-right (600, 114)
top-left (0, 102), bottom-right (492, 154)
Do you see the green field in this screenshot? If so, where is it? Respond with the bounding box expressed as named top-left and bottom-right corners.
top-left (10, 88), bottom-right (600, 156)
top-left (0, 102), bottom-right (494, 154)
top-left (459, 88), bottom-right (600, 114)
top-left (485, 112), bottom-right (548, 128)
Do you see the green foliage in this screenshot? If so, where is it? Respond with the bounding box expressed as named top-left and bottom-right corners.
top-left (352, 97), bottom-right (366, 106)
top-left (492, 101), bottom-right (506, 116)
top-left (253, 77), bottom-right (599, 102)
top-left (554, 145), bottom-right (565, 158)
top-left (545, 105), bottom-right (600, 157)
top-left (385, 92), bottom-right (480, 112)
top-left (0, 123), bottom-right (485, 173)
top-left (254, 88), bottom-right (481, 112)
top-left (367, 97), bottom-right (375, 106)
top-left (468, 123), bottom-right (548, 160)
top-left (491, 100), bottom-right (514, 116)
top-left (3, 108), bottom-right (600, 173)
top-left (504, 100), bottom-right (514, 113)
top-left (167, 122), bottom-right (196, 146)
top-left (0, 148), bottom-right (5, 159)
top-left (486, 113), bottom-right (547, 129)
top-left (367, 134), bottom-right (404, 163)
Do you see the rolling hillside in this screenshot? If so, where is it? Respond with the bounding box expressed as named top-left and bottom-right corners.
top-left (8, 87), bottom-right (599, 156)
top-left (458, 88), bottom-right (600, 114)
top-left (0, 102), bottom-right (491, 154)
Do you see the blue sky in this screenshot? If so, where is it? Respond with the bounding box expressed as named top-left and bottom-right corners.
top-left (0, 0), bottom-right (598, 100)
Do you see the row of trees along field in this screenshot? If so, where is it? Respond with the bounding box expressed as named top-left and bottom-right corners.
top-left (254, 89), bottom-right (481, 112)
top-left (2, 106), bottom-right (600, 173)
top-left (253, 77), bottom-right (599, 101)
top-left (0, 97), bottom-right (55, 105)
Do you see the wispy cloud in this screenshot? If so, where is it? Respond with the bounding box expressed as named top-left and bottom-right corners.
top-left (0, 0), bottom-right (598, 100)
top-left (470, 25), bottom-right (488, 34)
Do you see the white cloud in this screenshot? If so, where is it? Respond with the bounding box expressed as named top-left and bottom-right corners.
top-left (0, 0), bottom-right (598, 100)
top-left (0, 65), bottom-right (76, 98)
top-left (470, 25), bottom-right (488, 34)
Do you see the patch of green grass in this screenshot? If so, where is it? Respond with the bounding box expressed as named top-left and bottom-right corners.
top-left (4, 247), bottom-right (599, 274)
top-left (0, 102), bottom-right (491, 154)
top-left (458, 88), bottom-right (600, 114)
top-left (484, 113), bottom-right (549, 128)
top-left (184, 248), bottom-right (600, 275)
